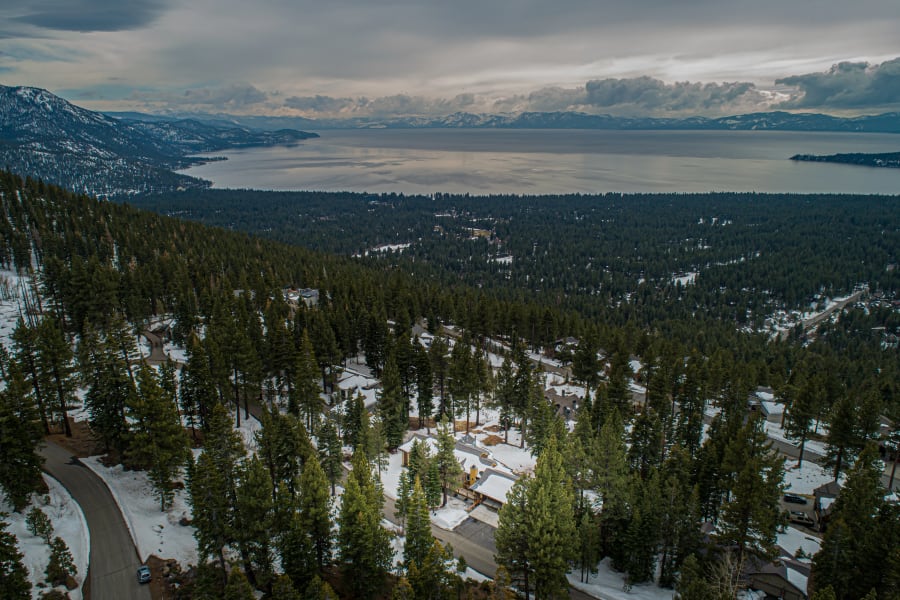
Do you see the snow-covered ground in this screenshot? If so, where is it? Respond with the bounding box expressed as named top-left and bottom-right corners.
top-left (765, 420), bottom-right (827, 458)
top-left (81, 457), bottom-right (198, 566)
top-left (568, 559), bottom-right (675, 600)
top-left (0, 268), bottom-right (35, 350)
top-left (782, 459), bottom-right (841, 495)
top-left (2, 474), bottom-right (90, 600)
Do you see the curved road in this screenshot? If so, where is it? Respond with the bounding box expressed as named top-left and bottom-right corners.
top-left (41, 441), bottom-right (150, 600)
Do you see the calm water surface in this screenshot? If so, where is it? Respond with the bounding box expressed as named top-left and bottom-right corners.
top-left (180, 129), bottom-right (900, 195)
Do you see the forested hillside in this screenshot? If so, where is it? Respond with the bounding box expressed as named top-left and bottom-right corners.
top-left (132, 190), bottom-right (900, 333)
top-left (0, 172), bottom-right (897, 600)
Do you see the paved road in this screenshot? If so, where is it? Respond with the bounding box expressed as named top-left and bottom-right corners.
top-left (381, 495), bottom-right (596, 599)
top-left (41, 441), bottom-right (150, 600)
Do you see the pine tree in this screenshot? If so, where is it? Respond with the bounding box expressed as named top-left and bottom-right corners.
top-left (496, 436), bottom-right (576, 600)
top-left (415, 342), bottom-right (434, 430)
top-left (812, 445), bottom-right (896, 599)
top-left (716, 415), bottom-right (784, 565)
top-left (784, 375), bottom-right (820, 468)
top-left (0, 362), bottom-right (44, 511)
top-left (256, 407), bottom-right (314, 500)
top-left (392, 576), bottom-right (415, 600)
top-left (434, 416), bottom-right (462, 507)
top-left (0, 519), bottom-right (31, 600)
top-left (495, 476), bottom-right (532, 597)
top-left (825, 393), bottom-right (860, 481)
top-left (234, 455), bottom-right (275, 586)
top-left (621, 470), bottom-right (662, 584)
top-left (343, 393), bottom-right (366, 448)
top-left (26, 507), bottom-right (53, 542)
top-left (271, 574), bottom-right (303, 600)
top-left (45, 536), bottom-right (76, 586)
top-left (409, 540), bottom-right (455, 600)
top-left (527, 436), bottom-right (577, 599)
top-left (189, 404), bottom-right (245, 579)
top-left (337, 451), bottom-right (391, 599)
top-left (12, 319), bottom-right (51, 435)
top-left (224, 568), bottom-right (255, 600)
top-left (425, 459), bottom-right (442, 510)
top-left (85, 337), bottom-right (135, 454)
top-left (317, 420), bottom-right (342, 496)
top-left (675, 554), bottom-right (719, 600)
top-left (575, 509), bottom-right (600, 583)
top-left (35, 318), bottom-right (76, 437)
top-left (180, 333), bottom-right (218, 439)
top-left (299, 455), bottom-right (333, 570)
top-left (493, 357), bottom-right (518, 444)
top-left (127, 364), bottom-right (191, 510)
top-left (395, 469), bottom-right (412, 530)
top-left (278, 511), bottom-right (316, 592)
top-left (489, 565), bottom-right (516, 600)
top-left (189, 450), bottom-right (232, 579)
top-left (429, 335), bottom-right (450, 421)
top-left (379, 352), bottom-right (407, 449)
top-left (404, 476), bottom-right (434, 570)
top-left (293, 329), bottom-right (322, 428)
top-left (304, 574), bottom-right (339, 599)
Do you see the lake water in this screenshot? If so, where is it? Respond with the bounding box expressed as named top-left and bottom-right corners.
top-left (180, 129), bottom-right (900, 195)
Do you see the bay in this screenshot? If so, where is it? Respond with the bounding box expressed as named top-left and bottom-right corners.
top-left (179, 129), bottom-right (900, 195)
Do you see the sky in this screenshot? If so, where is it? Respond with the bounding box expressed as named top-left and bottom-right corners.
top-left (1, 0), bottom-right (899, 119)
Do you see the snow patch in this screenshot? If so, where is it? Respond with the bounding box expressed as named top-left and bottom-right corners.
top-left (81, 457), bottom-right (198, 566)
top-left (1, 474), bottom-right (90, 600)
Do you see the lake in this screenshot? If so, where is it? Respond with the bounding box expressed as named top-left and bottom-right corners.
top-left (179, 129), bottom-right (900, 195)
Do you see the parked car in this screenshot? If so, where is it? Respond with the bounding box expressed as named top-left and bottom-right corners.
top-left (789, 511), bottom-right (815, 527)
top-left (137, 565), bottom-right (151, 584)
top-left (783, 493), bottom-right (808, 505)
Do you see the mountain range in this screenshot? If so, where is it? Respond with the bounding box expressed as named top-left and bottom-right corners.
top-left (0, 85), bottom-right (318, 197)
top-left (110, 108), bottom-right (900, 133)
top-left (2, 84), bottom-right (899, 198)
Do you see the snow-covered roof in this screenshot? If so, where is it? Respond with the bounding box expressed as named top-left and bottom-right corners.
top-left (470, 469), bottom-right (518, 504)
top-left (398, 433), bottom-right (438, 455)
top-left (760, 401), bottom-right (784, 416)
top-left (776, 527), bottom-right (821, 560)
top-left (786, 566), bottom-right (808, 595)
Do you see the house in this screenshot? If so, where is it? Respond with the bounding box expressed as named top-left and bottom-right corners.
top-left (398, 433), bottom-right (522, 508)
top-left (760, 400), bottom-right (785, 423)
top-left (298, 288), bottom-right (319, 307)
top-left (398, 433), bottom-right (502, 488)
top-left (335, 369), bottom-right (380, 409)
top-left (745, 558), bottom-right (809, 600)
top-left (282, 286), bottom-right (319, 308)
top-left (469, 468), bottom-right (519, 510)
top-left (813, 481), bottom-right (842, 531)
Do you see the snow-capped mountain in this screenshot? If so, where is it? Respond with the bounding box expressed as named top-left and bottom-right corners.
top-left (0, 85), bottom-right (318, 197)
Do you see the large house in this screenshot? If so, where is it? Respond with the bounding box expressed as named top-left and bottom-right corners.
top-left (398, 433), bottom-right (520, 509)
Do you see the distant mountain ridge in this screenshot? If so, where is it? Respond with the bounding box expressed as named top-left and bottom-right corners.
top-left (0, 85), bottom-right (318, 197)
top-left (109, 108), bottom-right (900, 133)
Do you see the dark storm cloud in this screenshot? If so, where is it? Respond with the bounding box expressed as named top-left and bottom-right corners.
top-left (11, 0), bottom-right (168, 32)
top-left (776, 58), bottom-right (900, 109)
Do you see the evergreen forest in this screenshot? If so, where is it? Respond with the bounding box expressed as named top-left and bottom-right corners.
top-left (0, 171), bottom-right (897, 600)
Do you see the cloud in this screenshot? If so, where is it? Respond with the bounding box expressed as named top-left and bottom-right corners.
top-left (10, 0), bottom-right (168, 32)
top-left (579, 77), bottom-right (767, 113)
top-left (132, 84), bottom-right (271, 111)
top-left (275, 77), bottom-right (777, 119)
top-left (776, 58), bottom-right (900, 109)
top-left (283, 92), bottom-right (479, 118)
